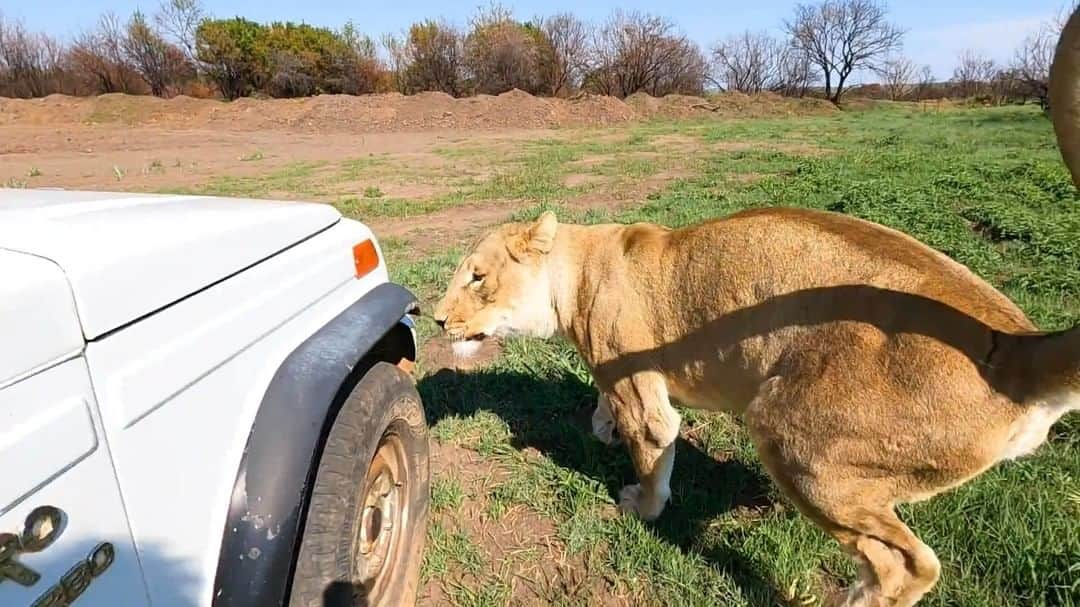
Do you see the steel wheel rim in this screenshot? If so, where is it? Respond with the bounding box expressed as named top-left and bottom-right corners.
top-left (354, 430), bottom-right (409, 604)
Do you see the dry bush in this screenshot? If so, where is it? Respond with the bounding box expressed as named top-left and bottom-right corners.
top-left (385, 20), bottom-right (464, 96)
top-left (463, 5), bottom-right (544, 95)
top-left (334, 21), bottom-right (387, 95)
top-left (587, 10), bottom-right (707, 98)
top-left (0, 15), bottom-right (69, 97)
top-left (69, 14), bottom-right (142, 94)
top-left (786, 0), bottom-right (904, 102)
top-left (179, 78), bottom-right (215, 98)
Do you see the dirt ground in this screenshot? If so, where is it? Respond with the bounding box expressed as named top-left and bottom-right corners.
top-left (1, 91), bottom-right (836, 256)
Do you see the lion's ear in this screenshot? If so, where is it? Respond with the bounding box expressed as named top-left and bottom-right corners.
top-left (508, 211), bottom-right (558, 259)
top-left (528, 211), bottom-right (558, 253)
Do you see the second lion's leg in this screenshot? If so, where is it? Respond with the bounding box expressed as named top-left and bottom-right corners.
top-left (592, 393), bottom-right (621, 445)
top-left (605, 372), bottom-right (681, 521)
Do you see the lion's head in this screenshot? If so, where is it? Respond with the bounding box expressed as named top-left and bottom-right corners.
top-left (433, 212), bottom-right (560, 355)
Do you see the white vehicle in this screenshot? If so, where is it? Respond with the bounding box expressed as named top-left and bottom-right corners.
top-left (0, 190), bottom-right (429, 607)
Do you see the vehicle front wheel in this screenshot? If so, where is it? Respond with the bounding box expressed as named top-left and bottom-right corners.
top-left (289, 362), bottom-right (429, 607)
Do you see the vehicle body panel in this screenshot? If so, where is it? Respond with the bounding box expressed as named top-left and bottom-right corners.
top-left (0, 358), bottom-right (147, 607)
top-left (0, 188), bottom-right (419, 607)
top-left (0, 250), bottom-right (82, 387)
top-left (0, 190), bottom-right (340, 339)
top-left (85, 219), bottom-right (387, 606)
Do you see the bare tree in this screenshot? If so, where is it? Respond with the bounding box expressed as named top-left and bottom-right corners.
top-left (1010, 9), bottom-right (1073, 109)
top-left (69, 13), bottom-right (141, 94)
top-left (711, 30), bottom-right (781, 93)
top-left (154, 0), bottom-right (204, 64)
top-left (874, 55), bottom-right (915, 100)
top-left (588, 11), bottom-right (707, 98)
top-left (785, 0), bottom-right (904, 103)
top-left (124, 10), bottom-right (191, 96)
top-left (913, 64), bottom-right (935, 100)
top-left (952, 49), bottom-right (995, 98)
top-left (539, 13), bottom-right (590, 96)
top-left (0, 15), bottom-right (66, 97)
top-left (989, 67), bottom-right (1026, 105)
top-left (650, 35), bottom-right (709, 96)
top-left (774, 44), bottom-right (818, 96)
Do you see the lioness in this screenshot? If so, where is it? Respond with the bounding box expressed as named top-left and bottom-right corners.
top-left (433, 10), bottom-right (1080, 607)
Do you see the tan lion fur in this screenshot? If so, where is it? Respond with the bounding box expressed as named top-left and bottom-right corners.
top-left (433, 9), bottom-right (1080, 606)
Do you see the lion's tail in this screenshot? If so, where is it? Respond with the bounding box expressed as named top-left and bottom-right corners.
top-left (996, 328), bottom-right (1080, 405)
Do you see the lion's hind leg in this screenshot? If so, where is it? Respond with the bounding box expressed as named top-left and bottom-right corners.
top-left (744, 378), bottom-right (942, 606)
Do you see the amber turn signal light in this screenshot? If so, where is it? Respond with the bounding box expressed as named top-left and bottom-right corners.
top-left (353, 239), bottom-right (379, 278)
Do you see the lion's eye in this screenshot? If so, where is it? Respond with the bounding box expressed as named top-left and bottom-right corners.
top-left (471, 271), bottom-right (485, 284)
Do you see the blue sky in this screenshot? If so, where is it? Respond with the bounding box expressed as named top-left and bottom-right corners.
top-left (4, 0), bottom-right (1071, 79)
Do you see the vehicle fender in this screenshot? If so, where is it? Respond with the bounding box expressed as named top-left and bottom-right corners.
top-left (211, 282), bottom-right (419, 607)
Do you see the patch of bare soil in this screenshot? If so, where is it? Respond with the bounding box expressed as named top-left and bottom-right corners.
top-left (626, 91), bottom-right (838, 120)
top-left (420, 442), bottom-right (627, 606)
top-left (372, 202), bottom-right (517, 253)
top-left (650, 133), bottom-right (705, 149)
top-left (0, 127), bottom-right (544, 195)
top-left (370, 161), bottom-right (696, 260)
top-left (563, 173), bottom-right (609, 188)
top-left (420, 337), bottom-right (503, 373)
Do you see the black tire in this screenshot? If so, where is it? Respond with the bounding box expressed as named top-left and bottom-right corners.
top-left (289, 362), bottom-right (429, 607)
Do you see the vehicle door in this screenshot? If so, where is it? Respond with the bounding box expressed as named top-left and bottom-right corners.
top-left (0, 251), bottom-right (147, 607)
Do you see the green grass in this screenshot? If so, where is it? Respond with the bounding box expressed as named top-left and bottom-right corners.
top-left (392, 105), bottom-right (1080, 606)
top-left (445, 575), bottom-right (512, 607)
top-left (431, 476), bottom-right (466, 512)
top-left (422, 520), bottom-right (486, 580)
top-left (173, 161), bottom-right (328, 199)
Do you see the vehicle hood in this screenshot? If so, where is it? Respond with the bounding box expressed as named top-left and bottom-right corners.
top-left (0, 189), bottom-right (340, 339)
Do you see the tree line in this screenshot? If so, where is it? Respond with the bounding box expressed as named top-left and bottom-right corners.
top-left (0, 0), bottom-right (1069, 106)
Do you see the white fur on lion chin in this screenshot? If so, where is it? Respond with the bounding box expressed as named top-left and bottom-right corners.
top-left (451, 340), bottom-right (484, 358)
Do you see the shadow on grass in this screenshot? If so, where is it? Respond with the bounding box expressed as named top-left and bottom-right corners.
top-left (418, 365), bottom-right (781, 605)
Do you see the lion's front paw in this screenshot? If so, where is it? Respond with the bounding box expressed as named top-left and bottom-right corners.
top-left (591, 404), bottom-right (620, 446)
top-left (617, 484), bottom-right (666, 521)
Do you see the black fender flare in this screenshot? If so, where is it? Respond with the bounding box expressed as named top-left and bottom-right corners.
top-left (211, 282), bottom-right (419, 607)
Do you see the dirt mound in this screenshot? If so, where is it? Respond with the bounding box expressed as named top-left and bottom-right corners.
top-left (626, 91), bottom-right (838, 120)
top-left (0, 89), bottom-right (836, 132)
